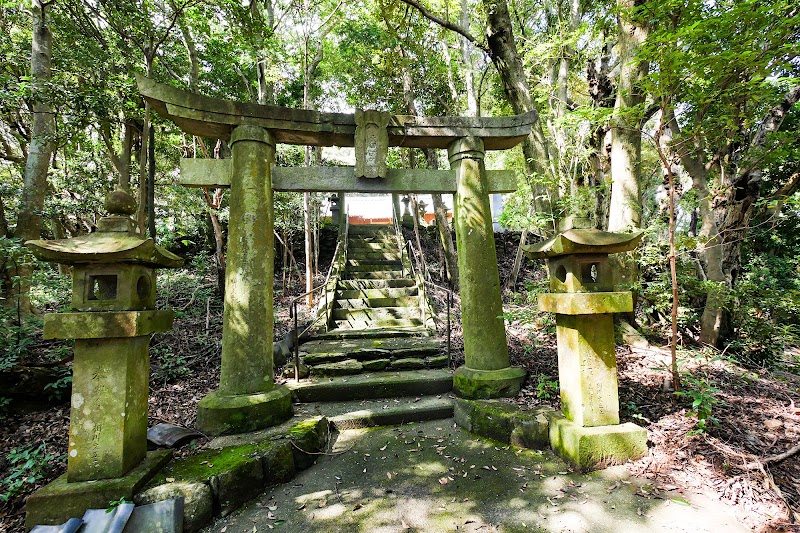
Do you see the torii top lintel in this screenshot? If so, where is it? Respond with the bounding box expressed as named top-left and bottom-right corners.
top-left (137, 75), bottom-right (535, 151)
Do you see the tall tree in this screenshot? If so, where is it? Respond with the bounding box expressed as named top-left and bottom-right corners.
top-left (6, 0), bottom-right (55, 314)
top-left (645, 0), bottom-right (800, 346)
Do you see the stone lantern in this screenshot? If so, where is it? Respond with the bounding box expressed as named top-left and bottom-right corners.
top-left (329, 194), bottom-right (341, 225)
top-left (523, 226), bottom-right (647, 469)
top-left (401, 196), bottom-right (413, 228)
top-left (25, 189), bottom-right (182, 527)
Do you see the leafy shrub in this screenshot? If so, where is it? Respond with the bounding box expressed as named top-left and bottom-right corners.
top-left (0, 444), bottom-right (55, 503)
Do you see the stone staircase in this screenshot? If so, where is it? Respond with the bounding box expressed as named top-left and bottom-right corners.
top-left (325, 224), bottom-right (431, 336)
top-left (286, 223), bottom-right (452, 412)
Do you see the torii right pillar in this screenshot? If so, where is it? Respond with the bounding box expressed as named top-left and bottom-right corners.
top-left (524, 226), bottom-right (648, 470)
top-left (449, 137), bottom-right (526, 398)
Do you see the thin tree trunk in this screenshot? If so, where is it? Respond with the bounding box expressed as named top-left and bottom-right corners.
top-left (147, 124), bottom-right (156, 239)
top-left (431, 193), bottom-right (458, 287)
top-left (9, 1), bottom-right (54, 314)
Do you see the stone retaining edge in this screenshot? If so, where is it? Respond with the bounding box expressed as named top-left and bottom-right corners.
top-left (134, 416), bottom-right (329, 532)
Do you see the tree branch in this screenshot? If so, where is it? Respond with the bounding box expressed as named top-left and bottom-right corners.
top-left (398, 0), bottom-right (486, 52)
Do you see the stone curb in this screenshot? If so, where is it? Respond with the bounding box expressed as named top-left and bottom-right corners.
top-left (454, 398), bottom-right (551, 450)
top-left (329, 398), bottom-right (454, 429)
top-left (134, 417), bottom-right (329, 532)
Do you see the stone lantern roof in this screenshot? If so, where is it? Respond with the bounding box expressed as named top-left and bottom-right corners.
top-left (27, 189), bottom-right (183, 269)
top-left (523, 228), bottom-right (643, 258)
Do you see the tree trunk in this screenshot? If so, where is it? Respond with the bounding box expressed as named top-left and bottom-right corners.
top-left (608, 0), bottom-right (649, 232)
top-left (147, 124), bottom-right (156, 239)
top-left (8, 1), bottom-right (54, 314)
top-left (431, 193), bottom-right (458, 287)
top-left (482, 0), bottom-right (556, 219)
top-left (607, 0), bottom-right (649, 293)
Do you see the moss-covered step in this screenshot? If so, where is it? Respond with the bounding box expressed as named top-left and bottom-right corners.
top-left (287, 369), bottom-right (452, 402)
top-left (454, 399), bottom-right (550, 449)
top-left (301, 337), bottom-right (445, 355)
top-left (136, 417), bottom-right (328, 529)
top-left (315, 325), bottom-right (432, 340)
top-left (337, 287), bottom-right (418, 299)
top-left (346, 252), bottom-right (401, 261)
top-left (343, 270), bottom-right (405, 280)
top-left (332, 307), bottom-right (421, 321)
top-left (336, 279), bottom-right (415, 290)
top-left (328, 397), bottom-right (454, 429)
top-left (334, 296), bottom-right (418, 309)
top-left (333, 318), bottom-right (423, 330)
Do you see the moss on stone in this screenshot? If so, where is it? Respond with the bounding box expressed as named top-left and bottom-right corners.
top-left (151, 438), bottom-right (281, 485)
top-left (453, 366), bottom-right (526, 399)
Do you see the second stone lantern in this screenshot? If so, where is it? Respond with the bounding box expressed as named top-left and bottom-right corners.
top-left (524, 225), bottom-right (648, 470)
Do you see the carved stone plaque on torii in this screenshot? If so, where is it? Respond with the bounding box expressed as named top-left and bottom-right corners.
top-left (137, 76), bottom-right (533, 435)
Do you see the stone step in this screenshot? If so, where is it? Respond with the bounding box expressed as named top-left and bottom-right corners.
top-left (333, 319), bottom-right (423, 330)
top-left (305, 355), bottom-right (449, 375)
top-left (347, 258), bottom-right (402, 267)
top-left (343, 270), bottom-right (406, 280)
top-left (346, 251), bottom-right (402, 261)
top-left (334, 296), bottom-right (418, 310)
top-left (336, 279), bottom-right (416, 290)
top-left (332, 307), bottom-right (421, 321)
top-left (347, 241), bottom-right (397, 251)
top-left (348, 224), bottom-right (395, 234)
top-left (292, 397), bottom-right (455, 429)
top-left (285, 369), bottom-right (453, 402)
top-left (346, 263), bottom-right (403, 272)
top-left (313, 326), bottom-right (433, 340)
top-left (301, 336), bottom-right (445, 355)
top-left (336, 287), bottom-right (418, 299)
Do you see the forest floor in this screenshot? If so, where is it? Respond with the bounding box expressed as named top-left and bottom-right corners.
top-left (1, 232), bottom-right (799, 532)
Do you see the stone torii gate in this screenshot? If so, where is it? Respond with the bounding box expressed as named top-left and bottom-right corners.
top-left (138, 76), bottom-right (530, 435)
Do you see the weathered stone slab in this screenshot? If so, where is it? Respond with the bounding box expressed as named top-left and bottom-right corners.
top-left (330, 398), bottom-right (454, 429)
top-left (302, 351), bottom-right (350, 365)
top-left (538, 292), bottom-right (633, 315)
top-left (135, 482), bottom-right (213, 533)
top-left (260, 440), bottom-right (295, 484)
top-left (426, 355), bottom-right (450, 368)
top-left (454, 399), bottom-right (517, 442)
top-left (362, 358), bottom-right (390, 370)
top-left (210, 456), bottom-right (264, 517)
top-left (287, 369), bottom-right (453, 402)
top-left (123, 499), bottom-right (184, 533)
top-left (391, 358), bottom-right (426, 370)
top-left (288, 417), bottom-right (329, 470)
top-left (312, 359), bottom-right (363, 376)
top-left (453, 366), bottom-right (526, 400)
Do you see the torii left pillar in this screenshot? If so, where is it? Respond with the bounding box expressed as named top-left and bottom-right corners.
top-left (197, 125), bottom-right (293, 435)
